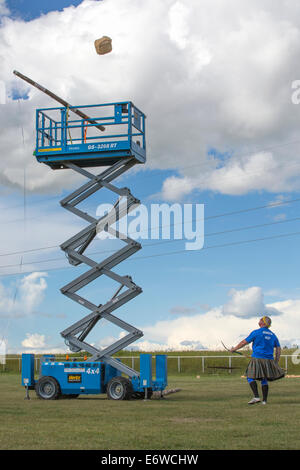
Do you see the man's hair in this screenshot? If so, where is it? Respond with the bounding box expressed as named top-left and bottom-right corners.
top-left (261, 316), bottom-right (272, 328)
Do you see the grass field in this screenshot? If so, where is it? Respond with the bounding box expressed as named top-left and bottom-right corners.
top-left (0, 374), bottom-right (300, 450)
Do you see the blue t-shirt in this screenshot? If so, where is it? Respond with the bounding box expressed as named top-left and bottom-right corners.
top-left (245, 327), bottom-right (280, 359)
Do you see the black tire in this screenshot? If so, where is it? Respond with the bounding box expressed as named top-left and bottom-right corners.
top-left (35, 376), bottom-right (60, 400)
top-left (106, 376), bottom-right (133, 400)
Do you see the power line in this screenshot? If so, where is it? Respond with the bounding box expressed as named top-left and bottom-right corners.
top-left (200, 197), bottom-right (300, 220)
top-left (0, 244), bottom-right (59, 258)
top-left (4, 214), bottom-right (300, 269)
top-left (133, 230), bottom-right (300, 260)
top-left (0, 227), bottom-right (299, 278)
top-left (142, 215), bottom-right (300, 249)
top-left (0, 194), bottom-right (61, 213)
top-left (0, 195), bottom-right (299, 260)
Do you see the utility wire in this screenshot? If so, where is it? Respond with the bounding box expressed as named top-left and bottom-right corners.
top-left (0, 195), bottom-right (299, 259)
top-left (0, 228), bottom-right (300, 278)
top-left (0, 215), bottom-right (300, 270)
top-left (0, 130), bottom-right (299, 269)
top-left (3, 176), bottom-right (300, 227)
top-left (135, 230), bottom-right (300, 260)
top-left (0, 244), bottom-right (60, 258)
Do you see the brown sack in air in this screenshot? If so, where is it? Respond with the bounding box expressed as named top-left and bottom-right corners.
top-left (94, 36), bottom-right (112, 55)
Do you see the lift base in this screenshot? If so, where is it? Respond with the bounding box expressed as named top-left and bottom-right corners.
top-left (21, 353), bottom-right (167, 400)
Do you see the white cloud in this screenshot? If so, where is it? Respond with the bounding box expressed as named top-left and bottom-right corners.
top-left (0, 1), bottom-right (300, 197)
top-left (167, 1), bottom-right (190, 50)
top-left (160, 176), bottom-right (194, 202)
top-left (0, 272), bottom-right (48, 317)
top-left (135, 307), bottom-right (245, 351)
top-left (95, 335), bottom-right (120, 350)
top-left (161, 151), bottom-right (300, 200)
top-left (131, 287), bottom-right (300, 350)
top-left (261, 299), bottom-right (300, 348)
top-left (221, 286), bottom-right (282, 318)
top-left (22, 333), bottom-right (46, 349)
top-left (130, 339), bottom-right (204, 352)
top-left (13, 288), bottom-right (300, 354)
top-left (20, 333), bottom-right (66, 354)
top-left (18, 272), bottom-right (48, 313)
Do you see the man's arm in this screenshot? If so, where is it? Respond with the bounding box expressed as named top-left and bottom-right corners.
top-left (274, 346), bottom-right (281, 363)
top-left (230, 339), bottom-right (248, 353)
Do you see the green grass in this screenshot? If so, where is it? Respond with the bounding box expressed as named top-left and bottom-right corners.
top-left (0, 374), bottom-right (300, 450)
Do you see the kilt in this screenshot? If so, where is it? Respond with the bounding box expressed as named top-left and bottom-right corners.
top-left (246, 357), bottom-right (285, 381)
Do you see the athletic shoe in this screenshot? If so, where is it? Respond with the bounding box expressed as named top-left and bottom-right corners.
top-left (248, 397), bottom-right (261, 404)
top-left (261, 401), bottom-right (267, 405)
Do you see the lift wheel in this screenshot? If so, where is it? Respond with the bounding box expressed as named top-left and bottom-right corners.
top-left (106, 376), bottom-right (133, 400)
top-left (35, 376), bottom-right (61, 400)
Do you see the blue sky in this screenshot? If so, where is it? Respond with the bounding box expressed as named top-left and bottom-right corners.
top-left (6, 0), bottom-right (85, 21)
top-left (1, 0), bottom-right (300, 354)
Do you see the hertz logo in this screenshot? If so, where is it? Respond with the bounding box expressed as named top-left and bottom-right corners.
top-left (67, 374), bottom-right (82, 383)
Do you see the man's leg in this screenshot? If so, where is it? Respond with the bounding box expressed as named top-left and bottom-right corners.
top-left (247, 377), bottom-right (260, 404)
top-left (261, 379), bottom-right (268, 404)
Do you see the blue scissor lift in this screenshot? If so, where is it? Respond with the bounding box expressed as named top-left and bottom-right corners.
top-left (22, 101), bottom-right (167, 400)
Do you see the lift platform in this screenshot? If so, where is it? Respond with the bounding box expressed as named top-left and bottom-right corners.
top-left (14, 71), bottom-right (167, 400)
top-left (34, 101), bottom-right (146, 169)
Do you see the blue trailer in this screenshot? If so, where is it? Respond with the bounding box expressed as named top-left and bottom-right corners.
top-left (14, 71), bottom-right (168, 401)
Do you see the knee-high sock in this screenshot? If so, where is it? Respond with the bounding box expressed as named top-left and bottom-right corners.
top-left (248, 380), bottom-right (259, 398)
top-left (262, 384), bottom-right (269, 402)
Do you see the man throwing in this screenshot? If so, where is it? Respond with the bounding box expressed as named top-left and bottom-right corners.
top-left (230, 316), bottom-right (285, 405)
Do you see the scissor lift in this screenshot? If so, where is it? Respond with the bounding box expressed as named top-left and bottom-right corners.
top-left (22, 101), bottom-right (167, 400)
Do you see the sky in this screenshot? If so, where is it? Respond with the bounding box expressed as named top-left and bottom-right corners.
top-left (0, 0), bottom-right (300, 356)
